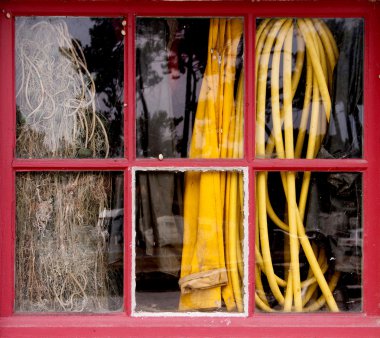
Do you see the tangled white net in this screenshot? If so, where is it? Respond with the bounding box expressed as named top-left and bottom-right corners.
top-left (16, 18), bottom-right (108, 157)
top-left (15, 18), bottom-right (120, 313)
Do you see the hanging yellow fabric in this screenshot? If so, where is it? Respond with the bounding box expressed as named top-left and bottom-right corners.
top-left (179, 18), bottom-right (244, 312)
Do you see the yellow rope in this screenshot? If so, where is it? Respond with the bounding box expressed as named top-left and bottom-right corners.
top-left (255, 18), bottom-right (340, 313)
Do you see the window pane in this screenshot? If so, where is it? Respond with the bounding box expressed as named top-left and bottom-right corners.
top-left (136, 18), bottom-right (244, 159)
top-left (16, 172), bottom-right (124, 312)
top-left (134, 170), bottom-right (246, 314)
top-left (255, 171), bottom-right (362, 312)
top-left (16, 17), bottom-right (124, 158)
top-left (255, 18), bottom-right (363, 159)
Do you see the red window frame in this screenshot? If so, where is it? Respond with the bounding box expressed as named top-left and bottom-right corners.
top-left (1, 0), bottom-right (380, 336)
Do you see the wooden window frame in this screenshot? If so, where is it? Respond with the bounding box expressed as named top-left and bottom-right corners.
top-left (0, 0), bottom-right (380, 336)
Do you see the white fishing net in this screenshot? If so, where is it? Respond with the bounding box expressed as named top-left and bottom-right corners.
top-left (16, 18), bottom-right (108, 157)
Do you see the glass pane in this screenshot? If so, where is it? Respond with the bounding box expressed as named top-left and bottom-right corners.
top-left (16, 17), bottom-right (124, 158)
top-left (134, 170), bottom-right (246, 314)
top-left (136, 18), bottom-right (244, 159)
top-left (255, 18), bottom-right (363, 159)
top-left (16, 172), bottom-right (124, 312)
top-left (255, 171), bottom-right (362, 312)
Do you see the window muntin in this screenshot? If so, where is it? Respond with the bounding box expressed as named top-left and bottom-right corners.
top-left (133, 169), bottom-right (247, 315)
top-left (15, 171), bottom-right (124, 313)
top-left (255, 18), bottom-right (363, 160)
top-left (136, 17), bottom-right (244, 159)
top-left (16, 17), bottom-right (124, 158)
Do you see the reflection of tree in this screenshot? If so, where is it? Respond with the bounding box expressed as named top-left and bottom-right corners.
top-left (136, 18), bottom-right (209, 158)
top-left (135, 19), bottom-right (166, 157)
top-left (138, 110), bottom-right (183, 157)
top-left (136, 19), bottom-right (166, 88)
top-left (84, 18), bottom-right (124, 157)
top-left (173, 20), bottom-right (208, 157)
top-left (136, 47), bottom-right (158, 157)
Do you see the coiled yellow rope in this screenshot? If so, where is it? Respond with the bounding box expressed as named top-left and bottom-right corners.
top-left (255, 18), bottom-right (340, 312)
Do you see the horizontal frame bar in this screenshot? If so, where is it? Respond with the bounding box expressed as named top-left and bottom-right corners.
top-left (1, 0), bottom-right (372, 17)
top-left (12, 158), bottom-right (368, 171)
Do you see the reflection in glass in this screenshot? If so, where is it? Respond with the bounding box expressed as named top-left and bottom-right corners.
top-left (16, 172), bottom-right (124, 312)
top-left (16, 17), bottom-right (124, 158)
top-left (136, 18), bottom-right (244, 159)
top-left (255, 171), bottom-right (362, 312)
top-left (135, 170), bottom-right (245, 313)
top-left (255, 18), bottom-right (363, 159)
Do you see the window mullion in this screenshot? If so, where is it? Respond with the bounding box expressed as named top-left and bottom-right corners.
top-left (126, 12), bottom-right (135, 162)
top-left (245, 13), bottom-right (255, 161)
top-left (0, 13), bottom-right (16, 317)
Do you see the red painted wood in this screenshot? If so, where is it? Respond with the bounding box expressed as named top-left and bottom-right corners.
top-left (1, 0), bottom-right (380, 336)
top-left (0, 14), bottom-right (15, 317)
top-left (1, 0), bottom-right (374, 17)
top-left (363, 4), bottom-right (380, 316)
top-left (12, 158), bottom-right (369, 171)
top-left (12, 159), bottom-right (129, 170)
top-left (124, 168), bottom-right (132, 316)
top-left (2, 312), bottom-right (380, 327)
top-left (1, 314), bottom-right (380, 336)
top-left (1, 324), bottom-right (380, 337)
top-left (132, 158), bottom-right (368, 170)
top-left (251, 159), bottom-right (368, 171)
top-left (245, 14), bottom-right (255, 160)
top-left (245, 14), bottom-right (255, 317)
top-left (124, 12), bottom-right (136, 316)
top-left (126, 13), bottom-right (135, 161)
top-left (247, 168), bottom-right (255, 316)
top-left (123, 15), bottom-right (128, 160)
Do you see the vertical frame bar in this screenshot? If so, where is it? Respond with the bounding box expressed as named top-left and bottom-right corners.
top-left (246, 14), bottom-right (255, 314)
top-left (127, 12), bottom-right (135, 162)
top-left (123, 15), bottom-right (128, 159)
top-left (124, 11), bottom-right (136, 316)
top-left (248, 167), bottom-right (255, 316)
top-left (363, 3), bottom-right (380, 316)
top-left (245, 14), bottom-right (255, 161)
top-left (0, 12), bottom-right (15, 316)
top-left (124, 167), bottom-right (132, 316)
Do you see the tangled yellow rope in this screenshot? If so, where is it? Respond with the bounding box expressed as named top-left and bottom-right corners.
top-left (255, 18), bottom-right (340, 312)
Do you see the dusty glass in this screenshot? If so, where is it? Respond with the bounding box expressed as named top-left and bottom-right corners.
top-left (255, 18), bottom-right (363, 159)
top-left (136, 18), bottom-right (244, 159)
top-left (15, 172), bottom-right (124, 312)
top-left (255, 171), bottom-right (362, 312)
top-left (16, 17), bottom-right (124, 158)
top-left (134, 170), bottom-right (246, 313)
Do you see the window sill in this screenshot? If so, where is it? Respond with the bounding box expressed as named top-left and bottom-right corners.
top-left (1, 313), bottom-right (380, 336)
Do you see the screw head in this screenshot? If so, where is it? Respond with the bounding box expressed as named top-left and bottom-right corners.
top-left (158, 154), bottom-right (164, 161)
top-left (5, 12), bottom-right (11, 19)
